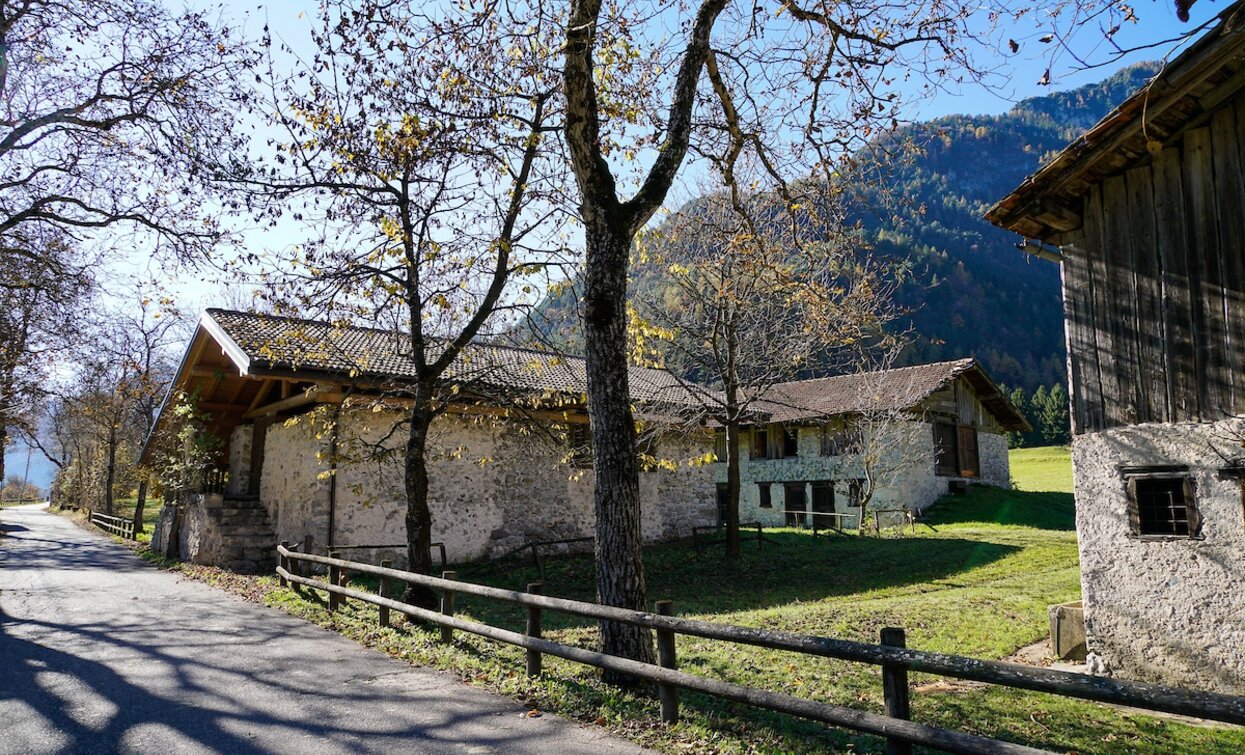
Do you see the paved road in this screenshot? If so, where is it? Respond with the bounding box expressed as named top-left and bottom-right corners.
top-left (0, 505), bottom-right (649, 755)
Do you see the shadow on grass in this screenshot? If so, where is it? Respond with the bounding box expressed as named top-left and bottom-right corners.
top-left (924, 486), bottom-right (1075, 531)
top-left (395, 532), bottom-right (1025, 633)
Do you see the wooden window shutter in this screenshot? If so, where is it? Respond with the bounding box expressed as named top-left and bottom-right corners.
top-left (1125, 477), bottom-right (1141, 535)
top-left (1184, 476), bottom-right (1201, 536)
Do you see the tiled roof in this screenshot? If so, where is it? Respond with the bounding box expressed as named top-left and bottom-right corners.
top-left (204, 309), bottom-right (710, 408)
top-left (202, 310), bottom-right (1027, 429)
top-left (756, 359), bottom-right (978, 422)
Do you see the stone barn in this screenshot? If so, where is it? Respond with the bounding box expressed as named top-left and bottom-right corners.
top-left (140, 309), bottom-right (719, 569)
top-left (142, 309), bottom-right (1025, 573)
top-left (987, 3), bottom-right (1245, 692)
top-left (712, 359), bottom-right (1026, 530)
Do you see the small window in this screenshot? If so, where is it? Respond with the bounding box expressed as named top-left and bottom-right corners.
top-left (782, 426), bottom-right (799, 458)
top-left (823, 428), bottom-right (861, 456)
top-left (751, 427), bottom-right (769, 459)
top-left (1127, 473), bottom-right (1200, 538)
top-left (758, 483), bottom-right (772, 509)
top-left (714, 431), bottom-right (728, 461)
top-left (568, 423), bottom-right (593, 468)
top-left (716, 483), bottom-right (730, 525)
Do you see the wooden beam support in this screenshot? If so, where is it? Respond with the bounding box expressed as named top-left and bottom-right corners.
top-left (243, 386), bottom-right (345, 420)
top-left (246, 379), bottom-right (275, 414)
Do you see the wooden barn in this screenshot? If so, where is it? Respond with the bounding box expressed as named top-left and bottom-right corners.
top-left (987, 2), bottom-right (1245, 692)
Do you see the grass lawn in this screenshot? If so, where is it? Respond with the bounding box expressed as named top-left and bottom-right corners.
top-left (1010, 446), bottom-right (1074, 494)
top-left (97, 497), bottom-right (160, 543)
top-left (244, 446), bottom-right (1244, 753)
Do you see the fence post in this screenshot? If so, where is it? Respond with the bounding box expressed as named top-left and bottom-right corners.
top-left (301, 535), bottom-right (313, 577)
top-left (881, 626), bottom-right (912, 755)
top-left (328, 550), bottom-right (341, 613)
top-left (278, 541), bottom-right (289, 588)
top-left (526, 582), bottom-right (543, 677)
top-left (379, 559), bottom-right (392, 628)
top-left (656, 600), bottom-right (679, 724)
top-left (440, 570), bottom-right (457, 644)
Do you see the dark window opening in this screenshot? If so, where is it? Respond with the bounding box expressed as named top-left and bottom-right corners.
top-left (822, 428), bottom-right (862, 456)
top-left (1128, 474), bottom-right (1200, 538)
top-left (782, 426), bottom-right (799, 458)
top-left (714, 431), bottom-right (728, 461)
top-left (758, 483), bottom-right (772, 509)
top-left (784, 483), bottom-right (807, 527)
top-left (751, 427), bottom-right (769, 459)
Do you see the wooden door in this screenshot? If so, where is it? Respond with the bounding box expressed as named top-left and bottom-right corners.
top-left (784, 483), bottom-right (807, 527)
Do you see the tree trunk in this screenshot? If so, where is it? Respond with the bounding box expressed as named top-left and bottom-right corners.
top-left (402, 395), bottom-right (439, 610)
top-left (725, 418), bottom-right (742, 559)
top-left (0, 422), bottom-right (7, 499)
top-left (133, 478), bottom-right (148, 536)
top-left (582, 213), bottom-right (656, 680)
top-left (104, 424), bottom-right (118, 515)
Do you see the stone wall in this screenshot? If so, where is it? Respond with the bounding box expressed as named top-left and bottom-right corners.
top-left (978, 431), bottom-right (1010, 488)
top-left (259, 413), bottom-right (332, 552)
top-left (257, 407), bottom-right (717, 564)
top-left (716, 422), bottom-right (1010, 529)
top-left (1072, 421), bottom-right (1245, 692)
top-left (226, 425), bottom-right (253, 497)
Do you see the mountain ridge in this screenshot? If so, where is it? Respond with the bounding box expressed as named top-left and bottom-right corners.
top-left (526, 62), bottom-right (1161, 393)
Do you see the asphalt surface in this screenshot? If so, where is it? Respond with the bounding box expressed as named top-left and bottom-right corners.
top-left (0, 505), bottom-right (650, 755)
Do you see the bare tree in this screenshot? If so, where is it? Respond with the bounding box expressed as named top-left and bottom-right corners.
top-left (558, 0), bottom-right (1037, 670)
top-left (235, 2), bottom-right (568, 607)
top-left (632, 184), bottom-right (903, 557)
top-left (0, 0), bottom-right (248, 267)
top-left (0, 229), bottom-right (89, 487)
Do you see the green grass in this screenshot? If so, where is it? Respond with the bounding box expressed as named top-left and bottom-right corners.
top-left (139, 445), bottom-right (1242, 753)
top-left (1010, 446), bottom-right (1074, 494)
top-left (97, 497), bottom-right (159, 543)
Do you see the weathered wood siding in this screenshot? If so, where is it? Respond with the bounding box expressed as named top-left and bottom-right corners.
top-left (1060, 93), bottom-right (1245, 434)
top-left (920, 377), bottom-right (1006, 434)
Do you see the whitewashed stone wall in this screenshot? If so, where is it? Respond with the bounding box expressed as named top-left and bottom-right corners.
top-left (259, 413), bottom-right (331, 552)
top-left (978, 431), bottom-right (1011, 488)
top-left (717, 421), bottom-right (1010, 529)
top-left (226, 425), bottom-right (253, 497)
top-left (255, 407), bottom-right (716, 564)
top-left (1072, 420), bottom-right (1245, 692)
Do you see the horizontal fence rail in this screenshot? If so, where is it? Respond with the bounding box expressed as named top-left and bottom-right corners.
top-left (89, 510), bottom-right (136, 540)
top-left (276, 545), bottom-right (1245, 753)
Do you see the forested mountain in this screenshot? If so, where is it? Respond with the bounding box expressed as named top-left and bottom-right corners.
top-left (528, 63), bottom-right (1160, 392)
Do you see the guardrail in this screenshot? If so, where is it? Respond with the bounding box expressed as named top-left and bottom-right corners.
top-left (275, 543), bottom-right (1245, 754)
top-left (89, 510), bottom-right (136, 540)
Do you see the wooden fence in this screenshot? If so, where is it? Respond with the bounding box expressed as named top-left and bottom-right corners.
top-left (275, 544), bottom-right (1245, 755)
top-left (89, 510), bottom-right (136, 540)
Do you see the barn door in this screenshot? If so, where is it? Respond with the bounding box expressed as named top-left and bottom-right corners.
top-left (811, 482), bottom-right (835, 529)
top-left (784, 483), bottom-right (807, 527)
top-left (957, 425), bottom-right (979, 478)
